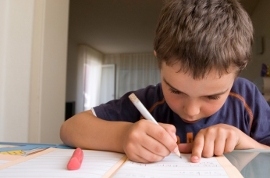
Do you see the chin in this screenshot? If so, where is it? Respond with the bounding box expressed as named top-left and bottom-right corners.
top-left (181, 119), bottom-right (200, 124)
top-left (178, 114), bottom-right (204, 123)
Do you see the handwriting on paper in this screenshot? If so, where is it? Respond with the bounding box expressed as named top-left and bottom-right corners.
top-left (113, 153), bottom-right (229, 178)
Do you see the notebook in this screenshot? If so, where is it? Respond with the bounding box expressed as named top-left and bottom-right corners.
top-left (0, 147), bottom-right (243, 178)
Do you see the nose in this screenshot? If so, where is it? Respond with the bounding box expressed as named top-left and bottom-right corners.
top-left (183, 99), bottom-right (200, 117)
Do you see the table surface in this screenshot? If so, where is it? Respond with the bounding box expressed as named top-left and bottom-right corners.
top-left (224, 149), bottom-right (270, 178)
top-left (0, 142), bottom-right (269, 178)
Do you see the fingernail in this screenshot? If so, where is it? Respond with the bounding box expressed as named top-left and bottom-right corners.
top-left (192, 156), bottom-right (199, 161)
top-left (173, 146), bottom-right (178, 153)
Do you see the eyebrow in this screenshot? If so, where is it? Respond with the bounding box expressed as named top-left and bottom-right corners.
top-left (163, 78), bottom-right (229, 97)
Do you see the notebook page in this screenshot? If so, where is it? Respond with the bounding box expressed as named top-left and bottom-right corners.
top-left (0, 160), bottom-right (9, 166)
top-left (0, 154), bottom-right (23, 167)
top-left (112, 153), bottom-right (243, 178)
top-left (0, 148), bottom-right (126, 178)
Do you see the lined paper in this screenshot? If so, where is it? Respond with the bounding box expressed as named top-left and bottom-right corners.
top-left (0, 154), bottom-right (22, 167)
top-left (112, 153), bottom-right (243, 178)
top-left (0, 160), bottom-right (9, 165)
top-left (0, 148), bottom-right (126, 177)
top-left (0, 148), bottom-right (242, 178)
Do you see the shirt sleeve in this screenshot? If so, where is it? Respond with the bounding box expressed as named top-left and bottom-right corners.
top-left (248, 81), bottom-right (270, 145)
top-left (92, 84), bottom-right (162, 123)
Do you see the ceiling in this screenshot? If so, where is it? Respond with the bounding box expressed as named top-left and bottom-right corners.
top-left (68, 0), bottom-right (260, 54)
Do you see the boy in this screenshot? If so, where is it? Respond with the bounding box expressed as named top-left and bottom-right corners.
top-left (60, 0), bottom-right (270, 163)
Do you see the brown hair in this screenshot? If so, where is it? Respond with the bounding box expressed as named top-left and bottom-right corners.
top-left (154, 0), bottom-right (253, 79)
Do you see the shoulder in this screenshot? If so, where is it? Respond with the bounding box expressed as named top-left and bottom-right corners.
top-left (230, 77), bottom-right (261, 100)
top-left (231, 77), bottom-right (257, 92)
top-left (229, 78), bottom-right (270, 145)
top-left (227, 77), bottom-right (267, 120)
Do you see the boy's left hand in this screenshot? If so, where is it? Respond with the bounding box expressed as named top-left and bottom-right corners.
top-left (179, 124), bottom-right (267, 163)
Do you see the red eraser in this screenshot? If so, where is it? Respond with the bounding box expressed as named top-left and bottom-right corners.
top-left (67, 148), bottom-right (84, 170)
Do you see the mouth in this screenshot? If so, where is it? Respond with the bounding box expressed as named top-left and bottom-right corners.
top-left (181, 118), bottom-right (200, 123)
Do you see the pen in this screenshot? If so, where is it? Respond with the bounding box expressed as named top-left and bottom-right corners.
top-left (67, 148), bottom-right (84, 170)
top-left (128, 93), bottom-right (181, 158)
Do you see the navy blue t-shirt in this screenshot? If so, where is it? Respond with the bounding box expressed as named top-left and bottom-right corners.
top-left (93, 77), bottom-right (270, 145)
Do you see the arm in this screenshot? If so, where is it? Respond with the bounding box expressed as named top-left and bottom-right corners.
top-left (60, 110), bottom-right (132, 152)
top-left (60, 110), bottom-right (178, 163)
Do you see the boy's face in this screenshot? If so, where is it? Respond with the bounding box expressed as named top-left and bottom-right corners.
top-left (160, 62), bottom-right (235, 123)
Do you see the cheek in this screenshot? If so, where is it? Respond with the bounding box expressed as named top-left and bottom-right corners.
top-left (200, 99), bottom-right (227, 116)
top-left (163, 93), bottom-right (184, 111)
top-left (200, 103), bottom-right (221, 116)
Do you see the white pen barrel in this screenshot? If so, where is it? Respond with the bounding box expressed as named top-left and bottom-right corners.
top-left (129, 93), bottom-right (158, 125)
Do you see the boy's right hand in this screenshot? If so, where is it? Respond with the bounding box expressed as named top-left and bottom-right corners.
top-left (122, 119), bottom-right (179, 163)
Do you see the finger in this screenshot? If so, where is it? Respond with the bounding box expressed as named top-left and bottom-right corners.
top-left (143, 132), bottom-right (171, 157)
top-left (124, 142), bottom-right (164, 163)
top-left (141, 145), bottom-right (166, 162)
top-left (224, 131), bottom-right (238, 153)
top-left (159, 123), bottom-right (177, 142)
top-left (127, 153), bottom-right (149, 163)
top-left (202, 129), bottom-right (215, 157)
top-left (166, 131), bottom-right (182, 156)
top-left (134, 152), bottom-right (164, 163)
top-left (123, 121), bottom-right (165, 163)
top-left (136, 145), bottom-right (165, 163)
top-left (147, 123), bottom-right (178, 154)
top-left (213, 130), bottom-right (226, 156)
top-left (167, 130), bottom-right (177, 142)
top-left (133, 123), bottom-right (171, 157)
top-left (191, 132), bottom-right (204, 163)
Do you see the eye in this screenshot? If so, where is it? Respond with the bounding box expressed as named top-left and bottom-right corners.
top-left (207, 95), bottom-right (220, 100)
top-left (169, 88), bottom-right (182, 94)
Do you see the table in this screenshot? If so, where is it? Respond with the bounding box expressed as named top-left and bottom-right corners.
top-left (225, 149), bottom-right (270, 178)
top-left (0, 142), bottom-right (269, 177)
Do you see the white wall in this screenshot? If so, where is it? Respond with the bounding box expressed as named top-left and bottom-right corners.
top-left (0, 0), bottom-right (34, 142)
top-left (38, 0), bottom-right (69, 143)
top-left (240, 0), bottom-right (270, 82)
top-left (0, 0), bottom-right (69, 144)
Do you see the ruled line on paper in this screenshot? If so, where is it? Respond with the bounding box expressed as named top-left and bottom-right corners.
top-left (0, 148), bottom-right (126, 177)
top-left (0, 148), bottom-right (243, 178)
top-left (112, 153), bottom-right (243, 178)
